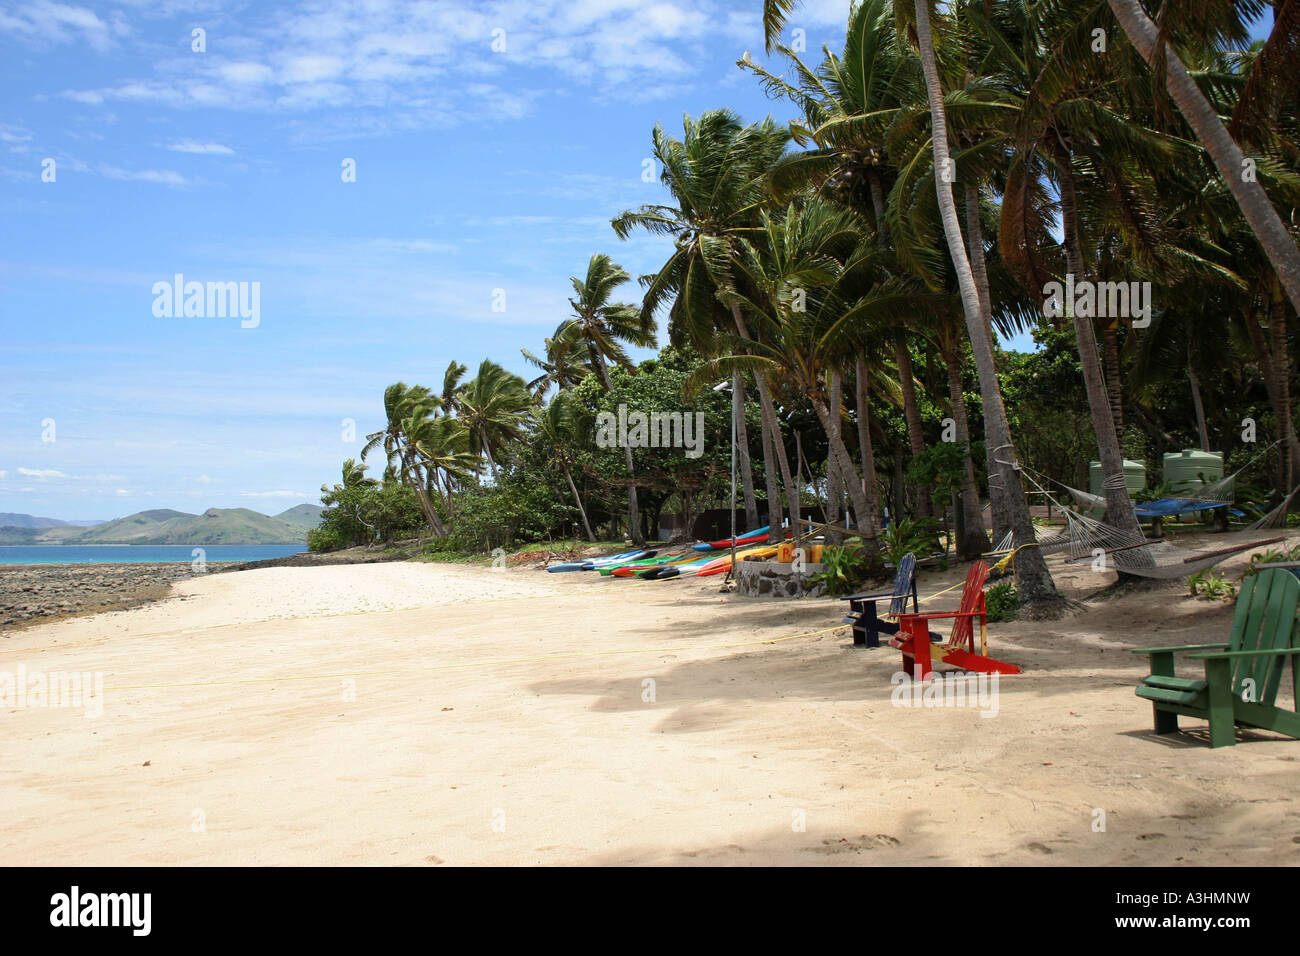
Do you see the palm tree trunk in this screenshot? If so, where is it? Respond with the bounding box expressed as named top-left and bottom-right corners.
top-left (731, 302), bottom-right (786, 533)
top-left (565, 464), bottom-right (595, 541)
top-left (733, 372), bottom-right (760, 528)
top-left (894, 340), bottom-right (933, 519)
top-left (944, 344), bottom-right (992, 558)
top-left (812, 393), bottom-right (878, 544)
top-left (1102, 319), bottom-right (1124, 434)
top-left (854, 355), bottom-right (879, 536)
top-left (404, 452), bottom-right (446, 537)
top-left (914, 0), bottom-right (1059, 605)
top-left (962, 182), bottom-right (1009, 546)
top-left (825, 371), bottom-right (844, 545)
top-left (1056, 148), bottom-right (1144, 539)
top-left (1268, 278), bottom-right (1296, 493)
top-left (1242, 302), bottom-right (1300, 486)
top-left (756, 375), bottom-right (802, 544)
top-left (1187, 345), bottom-right (1211, 452)
top-left (590, 351), bottom-right (644, 545)
top-left (1107, 0), bottom-right (1300, 316)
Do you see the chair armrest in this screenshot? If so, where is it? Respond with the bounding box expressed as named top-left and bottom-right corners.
top-left (1131, 642), bottom-right (1230, 656)
top-left (1189, 647), bottom-right (1300, 660)
top-left (899, 610), bottom-right (983, 622)
top-left (841, 590), bottom-right (892, 602)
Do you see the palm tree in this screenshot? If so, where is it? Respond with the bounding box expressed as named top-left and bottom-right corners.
top-left (408, 412), bottom-right (481, 524)
top-left (904, 0), bottom-right (1060, 604)
top-left (742, 1), bottom-right (935, 518)
top-left (1105, 0), bottom-right (1300, 317)
top-left (522, 321), bottom-right (595, 400)
top-left (534, 391), bottom-right (597, 540)
top-left (716, 197), bottom-right (927, 545)
top-left (613, 110), bottom-right (792, 534)
top-left (455, 360), bottom-right (533, 482)
top-left (361, 382), bottom-right (447, 535)
top-left (321, 457), bottom-right (378, 496)
top-left (562, 253), bottom-right (658, 545)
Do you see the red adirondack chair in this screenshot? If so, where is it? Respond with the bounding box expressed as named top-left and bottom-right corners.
top-left (892, 561), bottom-right (1020, 678)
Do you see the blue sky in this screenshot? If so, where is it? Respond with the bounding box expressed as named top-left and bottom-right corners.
top-left (0, 0), bottom-right (1271, 521)
top-left (2, 0), bottom-right (868, 520)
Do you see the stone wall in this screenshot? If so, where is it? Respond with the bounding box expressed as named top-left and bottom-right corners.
top-left (735, 559), bottom-right (825, 598)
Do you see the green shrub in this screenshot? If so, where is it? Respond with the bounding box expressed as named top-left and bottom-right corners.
top-left (810, 546), bottom-right (880, 597)
top-left (985, 581), bottom-right (1019, 622)
top-left (1243, 544), bottom-right (1300, 578)
top-left (1188, 570), bottom-right (1236, 600)
top-left (878, 516), bottom-right (942, 565)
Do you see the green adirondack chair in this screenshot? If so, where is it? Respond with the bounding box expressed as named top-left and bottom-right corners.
top-left (1133, 568), bottom-right (1300, 748)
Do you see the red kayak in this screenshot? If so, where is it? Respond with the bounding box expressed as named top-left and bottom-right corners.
top-left (706, 532), bottom-right (770, 549)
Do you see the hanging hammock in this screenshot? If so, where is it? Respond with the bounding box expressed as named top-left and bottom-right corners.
top-left (989, 468), bottom-right (1296, 579)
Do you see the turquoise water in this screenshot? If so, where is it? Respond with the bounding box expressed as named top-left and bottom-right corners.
top-left (0, 545), bottom-right (306, 565)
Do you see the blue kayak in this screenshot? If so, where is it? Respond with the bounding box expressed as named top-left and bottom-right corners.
top-left (546, 549), bottom-right (654, 572)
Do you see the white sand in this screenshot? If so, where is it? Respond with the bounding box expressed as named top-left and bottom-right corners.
top-left (2, 553), bottom-right (1299, 866)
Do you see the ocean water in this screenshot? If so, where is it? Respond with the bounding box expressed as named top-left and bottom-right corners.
top-left (0, 545), bottom-right (307, 565)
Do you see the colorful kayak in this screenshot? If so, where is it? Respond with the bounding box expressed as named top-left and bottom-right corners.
top-left (695, 544), bottom-right (779, 576)
top-left (692, 525), bottom-right (770, 552)
top-left (609, 551), bottom-right (696, 577)
top-left (601, 550), bottom-right (689, 576)
top-left (546, 549), bottom-right (653, 572)
top-left (643, 555), bottom-right (716, 579)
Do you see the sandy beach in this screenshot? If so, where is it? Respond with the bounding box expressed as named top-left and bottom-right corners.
top-left (3, 545), bottom-right (1298, 867)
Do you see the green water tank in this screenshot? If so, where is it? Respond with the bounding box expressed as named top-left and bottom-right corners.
top-left (1163, 449), bottom-right (1223, 495)
top-left (1089, 459), bottom-right (1147, 498)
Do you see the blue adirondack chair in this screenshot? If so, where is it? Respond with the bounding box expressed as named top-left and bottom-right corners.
top-left (841, 553), bottom-right (918, 648)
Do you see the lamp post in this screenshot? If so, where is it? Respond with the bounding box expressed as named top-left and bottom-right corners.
top-left (713, 379), bottom-right (737, 584)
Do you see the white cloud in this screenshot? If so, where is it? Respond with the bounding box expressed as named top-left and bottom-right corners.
top-left (16, 467), bottom-right (126, 481)
top-left (167, 140), bottom-right (234, 155)
top-left (0, 123), bottom-right (33, 144)
top-left (49, 0), bottom-right (772, 135)
top-left (99, 165), bottom-right (188, 186)
top-left (0, 1), bottom-right (128, 51)
top-left (240, 489), bottom-right (309, 498)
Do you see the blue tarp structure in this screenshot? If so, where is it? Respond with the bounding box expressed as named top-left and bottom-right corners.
top-left (1134, 498), bottom-right (1246, 519)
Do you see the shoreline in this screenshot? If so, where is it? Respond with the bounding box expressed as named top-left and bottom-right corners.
top-left (0, 546), bottom-right (428, 630)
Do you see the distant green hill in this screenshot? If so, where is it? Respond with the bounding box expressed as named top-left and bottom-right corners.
top-left (0, 505), bottom-right (321, 545)
top-left (274, 504), bottom-right (324, 533)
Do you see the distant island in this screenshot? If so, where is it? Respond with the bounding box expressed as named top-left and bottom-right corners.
top-left (0, 505), bottom-right (322, 546)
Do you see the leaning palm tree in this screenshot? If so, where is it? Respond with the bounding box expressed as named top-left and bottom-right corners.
top-left (361, 382), bottom-right (447, 535)
top-left (521, 320), bottom-right (596, 400)
top-left (321, 457), bottom-right (378, 497)
top-left (409, 412), bottom-right (481, 525)
top-left (562, 253), bottom-right (658, 545)
top-left (714, 197), bottom-right (927, 547)
top-left (613, 110), bottom-right (792, 533)
top-left (455, 360), bottom-right (533, 482)
top-left (756, 0), bottom-right (1061, 607)
top-left (1104, 0), bottom-right (1300, 317)
top-left (534, 391), bottom-right (597, 541)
